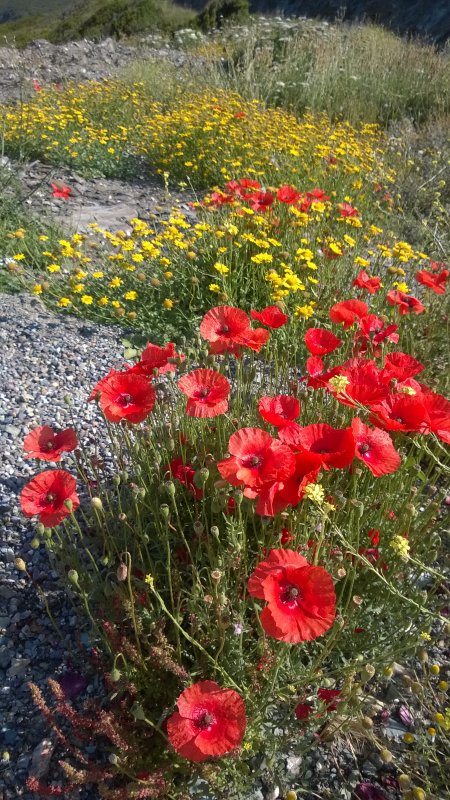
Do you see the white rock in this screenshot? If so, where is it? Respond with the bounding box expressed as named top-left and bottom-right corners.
top-left (29, 738), bottom-right (55, 779)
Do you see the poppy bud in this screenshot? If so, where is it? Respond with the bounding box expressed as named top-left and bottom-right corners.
top-left (194, 468), bottom-right (209, 488)
top-left (30, 538), bottom-right (40, 550)
top-left (14, 557), bottom-right (26, 572)
top-left (117, 563), bottom-right (128, 581)
top-left (100, 555), bottom-right (109, 566)
top-left (362, 716), bottom-right (373, 729)
top-left (210, 526), bottom-right (220, 540)
top-left (165, 481), bottom-right (176, 497)
top-left (108, 754), bottom-right (119, 765)
top-left (36, 523), bottom-right (45, 535)
top-left (68, 569), bottom-right (79, 587)
top-left (417, 648), bottom-right (428, 663)
top-left (167, 438), bottom-right (175, 452)
top-left (160, 504), bottom-right (170, 519)
top-left (120, 470), bottom-right (129, 482)
top-left (118, 512), bottom-right (127, 522)
top-left (379, 748), bottom-right (393, 763)
top-left (91, 497), bottom-right (103, 512)
top-left (130, 702), bottom-right (146, 720)
top-left (398, 774), bottom-right (411, 789)
top-left (234, 490), bottom-right (243, 505)
top-left (111, 668), bottom-right (121, 682)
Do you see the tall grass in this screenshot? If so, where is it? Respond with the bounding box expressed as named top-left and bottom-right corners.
top-left (127, 19), bottom-right (450, 127)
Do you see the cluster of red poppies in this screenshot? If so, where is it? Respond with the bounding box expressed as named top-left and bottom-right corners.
top-left (18, 300), bottom-right (450, 765)
top-left (206, 177), bottom-right (356, 218)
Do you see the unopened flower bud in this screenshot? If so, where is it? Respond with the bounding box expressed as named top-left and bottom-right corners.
top-left (36, 523), bottom-right (45, 535)
top-left (108, 753), bottom-right (119, 765)
top-left (361, 716), bottom-right (373, 729)
top-left (167, 438), bottom-right (175, 452)
top-left (210, 526), bottom-right (220, 540)
top-left (118, 512), bottom-right (127, 522)
top-left (116, 563), bottom-right (128, 581)
top-left (14, 557), bottom-right (26, 571)
top-left (160, 504), bottom-right (170, 519)
top-left (165, 481), bottom-right (176, 497)
top-left (68, 569), bottom-right (79, 586)
top-left (64, 498), bottom-right (73, 511)
top-left (91, 497), bottom-right (103, 512)
top-left (30, 538), bottom-right (40, 550)
top-left (418, 648), bottom-right (428, 664)
top-left (130, 702), bottom-right (145, 720)
top-left (411, 681), bottom-right (423, 695)
top-left (398, 774), bottom-right (411, 789)
top-left (379, 748), bottom-right (393, 763)
top-left (234, 490), bottom-right (243, 505)
top-left (194, 468), bottom-right (209, 488)
top-left (111, 668), bottom-right (121, 682)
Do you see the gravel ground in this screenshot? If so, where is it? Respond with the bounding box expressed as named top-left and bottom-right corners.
top-left (0, 293), bottom-right (125, 798)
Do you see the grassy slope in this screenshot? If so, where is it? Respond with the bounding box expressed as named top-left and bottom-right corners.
top-left (0, 0), bottom-right (196, 45)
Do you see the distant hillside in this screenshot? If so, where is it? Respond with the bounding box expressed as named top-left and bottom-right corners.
top-left (0, 0), bottom-right (197, 45)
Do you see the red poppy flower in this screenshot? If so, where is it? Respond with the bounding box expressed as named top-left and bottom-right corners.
top-left (369, 394), bottom-right (427, 433)
top-left (421, 391), bottom-right (450, 444)
top-left (416, 269), bottom-right (448, 294)
top-left (317, 688), bottom-right (341, 710)
top-left (217, 428), bottom-right (295, 489)
top-left (51, 182), bottom-right (72, 200)
top-left (24, 426), bottom-right (77, 462)
top-left (294, 702), bottom-right (313, 720)
top-left (250, 306), bottom-right (288, 329)
top-left (167, 681), bottom-right (246, 762)
top-left (304, 328), bottom-right (342, 356)
top-left (32, 78), bottom-right (42, 92)
top-left (305, 356), bottom-right (328, 388)
top-left (381, 352), bottom-right (424, 383)
top-left (248, 191), bottom-right (274, 212)
top-left (209, 190), bottom-right (234, 207)
top-left (280, 423), bottom-right (355, 469)
top-left (178, 369), bottom-right (230, 418)
top-left (352, 271), bottom-right (382, 294)
top-left (167, 457), bottom-right (203, 499)
top-left (326, 358), bottom-right (389, 407)
top-left (357, 315), bottom-right (399, 348)
top-left (330, 299), bottom-right (368, 328)
top-left (97, 372), bottom-right (156, 423)
top-left (307, 188), bottom-right (330, 202)
top-left (339, 202), bottom-right (360, 218)
top-left (255, 452), bottom-right (321, 516)
top-left (20, 469), bottom-right (79, 527)
top-left (276, 185), bottom-right (301, 204)
top-left (200, 306), bottom-right (250, 354)
top-left (241, 327), bottom-right (271, 353)
top-left (351, 418), bottom-right (401, 476)
top-left (248, 549), bottom-right (336, 643)
top-left (133, 342), bottom-right (183, 376)
top-left (387, 290), bottom-right (425, 315)
top-left (258, 395), bottom-right (300, 427)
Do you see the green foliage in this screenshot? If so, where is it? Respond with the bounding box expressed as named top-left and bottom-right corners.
top-left (199, 0), bottom-right (249, 31)
top-left (0, 0), bottom-right (197, 47)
